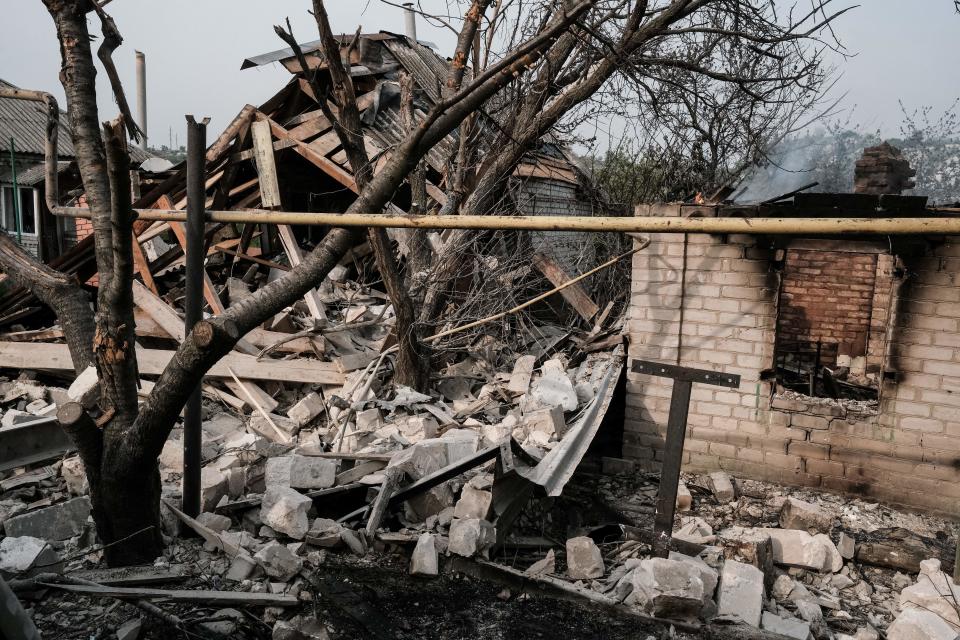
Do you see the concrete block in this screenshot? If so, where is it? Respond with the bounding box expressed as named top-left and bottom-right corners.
top-left (525, 406), bottom-right (567, 439)
top-left (887, 607), bottom-right (960, 640)
top-left (625, 557), bottom-right (704, 619)
top-left (254, 542), bottom-right (303, 581)
top-left (260, 486), bottom-right (312, 540)
top-left (265, 456), bottom-right (293, 488)
top-left (761, 612), bottom-right (811, 639)
top-left (4, 497), bottom-right (91, 541)
top-left (716, 559), bottom-right (764, 628)
top-left (67, 366), bottom-right (98, 406)
top-left (289, 455), bottom-right (336, 489)
top-left (837, 532), bottom-right (855, 560)
top-left (566, 536), bottom-right (604, 579)
top-left (531, 359), bottom-right (578, 411)
top-left (708, 471), bottom-right (735, 502)
top-left (305, 518), bottom-right (342, 548)
top-left (61, 456), bottom-right (88, 496)
top-left (410, 533), bottom-right (438, 577)
top-left (199, 467), bottom-right (229, 512)
top-left (779, 497), bottom-right (833, 534)
top-left (448, 518), bottom-right (496, 558)
top-left (0, 536), bottom-right (62, 578)
top-left (453, 485), bottom-right (492, 520)
top-left (526, 549), bottom-right (556, 576)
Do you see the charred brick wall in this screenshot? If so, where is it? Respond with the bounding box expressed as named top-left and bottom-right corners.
top-left (777, 249), bottom-right (878, 362)
top-left (624, 204), bottom-right (960, 517)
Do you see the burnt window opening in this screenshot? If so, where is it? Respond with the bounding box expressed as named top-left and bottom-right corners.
top-left (772, 247), bottom-right (896, 402)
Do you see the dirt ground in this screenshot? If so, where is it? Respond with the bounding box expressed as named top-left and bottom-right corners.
top-left (26, 554), bottom-right (690, 640)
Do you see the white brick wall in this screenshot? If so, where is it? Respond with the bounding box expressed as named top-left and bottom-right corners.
top-left (625, 222), bottom-right (960, 517)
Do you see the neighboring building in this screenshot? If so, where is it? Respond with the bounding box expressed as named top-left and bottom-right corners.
top-left (623, 148), bottom-right (960, 517)
top-left (0, 79), bottom-right (152, 259)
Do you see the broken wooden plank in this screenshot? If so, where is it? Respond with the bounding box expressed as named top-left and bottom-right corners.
top-left (277, 225), bottom-right (327, 321)
top-left (0, 342), bottom-right (344, 385)
top-left (295, 448), bottom-right (395, 462)
top-left (69, 565), bottom-right (190, 587)
top-left (132, 280), bottom-right (186, 341)
top-left (250, 119), bottom-right (282, 208)
top-left (36, 582), bottom-right (298, 606)
top-left (365, 468), bottom-right (401, 538)
top-left (224, 379), bottom-right (279, 414)
top-left (507, 354), bottom-right (536, 395)
top-left (532, 253), bottom-right (600, 322)
top-left (335, 460), bottom-right (387, 485)
top-left (131, 237), bottom-right (159, 295)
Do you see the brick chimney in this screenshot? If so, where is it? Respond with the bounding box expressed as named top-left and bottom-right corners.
top-left (854, 141), bottom-right (916, 195)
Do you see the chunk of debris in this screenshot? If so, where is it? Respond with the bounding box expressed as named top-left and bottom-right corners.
top-left (60, 456), bottom-right (88, 496)
top-left (67, 365), bottom-right (98, 406)
top-left (779, 497), bottom-right (833, 534)
top-left (759, 528), bottom-right (841, 572)
top-left (837, 532), bottom-right (855, 560)
top-left (898, 558), bottom-right (960, 627)
top-left (287, 392), bottom-right (326, 426)
top-left (526, 549), bottom-right (556, 576)
top-left (225, 553), bottom-right (257, 582)
top-left (260, 486), bottom-right (312, 540)
top-left (115, 617), bottom-right (143, 640)
top-left (289, 455), bottom-right (336, 489)
top-left (708, 471), bottom-right (735, 502)
top-left (667, 551), bottom-right (719, 604)
top-left (448, 518), bottom-right (496, 558)
top-left (676, 480), bottom-right (692, 512)
top-left (305, 518), bottom-right (342, 548)
top-left (410, 532), bottom-right (438, 577)
top-left (531, 359), bottom-right (578, 411)
top-left (196, 512), bottom-right (232, 533)
top-left (566, 536), bottom-right (605, 579)
top-left (717, 526), bottom-right (774, 575)
top-left (200, 609), bottom-right (243, 636)
top-left (200, 467), bottom-right (229, 512)
top-left (761, 612), bottom-right (811, 639)
top-left (716, 559), bottom-right (764, 628)
top-left (453, 485), bottom-right (492, 520)
top-left (0, 535), bottom-right (62, 578)
top-left (339, 528), bottom-right (366, 555)
top-left (625, 557), bottom-right (705, 619)
top-left (4, 496), bottom-right (91, 541)
top-left (886, 607), bottom-right (960, 640)
top-left (272, 615), bottom-right (330, 640)
top-left (255, 542), bottom-right (303, 581)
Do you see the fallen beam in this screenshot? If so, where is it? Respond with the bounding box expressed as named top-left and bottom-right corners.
top-left (0, 417), bottom-right (73, 473)
top-left (0, 342), bottom-right (344, 385)
top-left (28, 581), bottom-right (298, 606)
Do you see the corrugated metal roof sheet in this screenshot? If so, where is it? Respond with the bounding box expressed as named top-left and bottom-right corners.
top-left (0, 161), bottom-right (72, 186)
top-left (0, 79), bottom-right (153, 165)
top-left (0, 80), bottom-right (73, 158)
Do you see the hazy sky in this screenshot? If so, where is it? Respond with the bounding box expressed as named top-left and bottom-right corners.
top-left (2, 1), bottom-right (959, 150)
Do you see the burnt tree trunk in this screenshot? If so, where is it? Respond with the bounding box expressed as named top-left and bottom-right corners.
top-left (44, 0), bottom-right (160, 564)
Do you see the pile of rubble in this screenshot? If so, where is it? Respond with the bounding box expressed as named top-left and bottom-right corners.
top-left (574, 468), bottom-right (960, 640)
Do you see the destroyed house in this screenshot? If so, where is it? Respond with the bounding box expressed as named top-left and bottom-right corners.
top-left (624, 183), bottom-right (960, 517)
top-left (235, 30), bottom-right (618, 224)
top-left (0, 79), bottom-right (153, 260)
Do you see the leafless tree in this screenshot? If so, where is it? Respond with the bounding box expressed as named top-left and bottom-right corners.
top-left (0, 0), bottom-right (847, 565)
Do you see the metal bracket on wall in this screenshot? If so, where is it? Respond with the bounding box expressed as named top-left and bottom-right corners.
top-left (631, 359), bottom-right (740, 558)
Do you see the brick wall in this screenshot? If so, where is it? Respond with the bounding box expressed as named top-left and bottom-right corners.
top-left (625, 206), bottom-right (960, 517)
top-left (778, 249), bottom-right (878, 362)
top-left (71, 217), bottom-right (93, 245)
